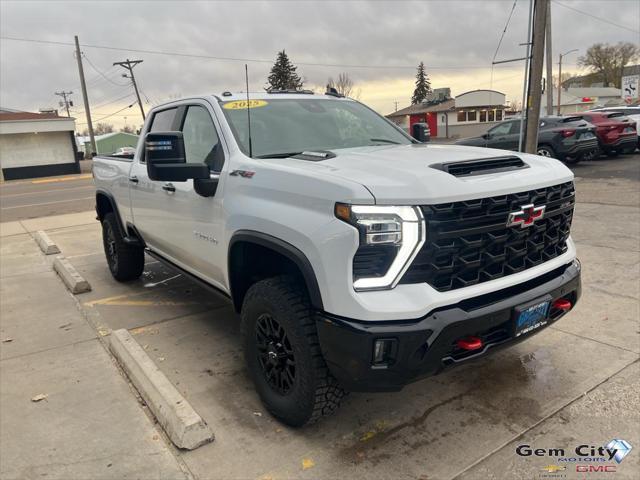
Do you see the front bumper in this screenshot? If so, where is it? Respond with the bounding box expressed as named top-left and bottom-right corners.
top-left (316, 260), bottom-right (581, 392)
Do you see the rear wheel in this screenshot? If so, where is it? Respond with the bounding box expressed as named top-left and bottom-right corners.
top-left (102, 212), bottom-right (145, 281)
top-left (241, 276), bottom-right (345, 427)
top-left (536, 145), bottom-right (555, 158)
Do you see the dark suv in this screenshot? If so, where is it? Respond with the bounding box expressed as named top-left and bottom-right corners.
top-left (456, 116), bottom-right (598, 164)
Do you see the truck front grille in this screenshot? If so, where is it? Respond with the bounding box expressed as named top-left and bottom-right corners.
top-left (400, 182), bottom-right (575, 292)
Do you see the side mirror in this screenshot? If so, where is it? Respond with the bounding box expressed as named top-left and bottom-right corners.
top-left (145, 131), bottom-right (209, 182)
top-left (482, 133), bottom-right (492, 140)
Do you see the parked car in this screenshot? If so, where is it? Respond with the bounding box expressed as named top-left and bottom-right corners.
top-left (94, 92), bottom-right (580, 426)
top-left (590, 106), bottom-right (640, 151)
top-left (570, 111), bottom-right (636, 157)
top-left (456, 116), bottom-right (598, 164)
top-left (112, 146), bottom-right (136, 157)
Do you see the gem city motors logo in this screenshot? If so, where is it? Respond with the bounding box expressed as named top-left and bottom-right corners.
top-left (517, 439), bottom-right (633, 476)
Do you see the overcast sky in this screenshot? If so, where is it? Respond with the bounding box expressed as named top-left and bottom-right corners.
top-left (1, 0), bottom-right (638, 130)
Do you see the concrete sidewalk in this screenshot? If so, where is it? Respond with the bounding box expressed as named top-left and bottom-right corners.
top-left (0, 227), bottom-right (188, 479)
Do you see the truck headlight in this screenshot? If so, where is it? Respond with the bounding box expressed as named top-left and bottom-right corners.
top-left (335, 203), bottom-right (426, 291)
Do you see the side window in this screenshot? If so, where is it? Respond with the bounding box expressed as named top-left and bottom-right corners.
top-left (509, 120), bottom-right (522, 134)
top-left (489, 122), bottom-right (512, 136)
top-left (150, 108), bottom-right (177, 132)
top-left (182, 105), bottom-right (223, 171)
top-left (142, 108), bottom-right (177, 163)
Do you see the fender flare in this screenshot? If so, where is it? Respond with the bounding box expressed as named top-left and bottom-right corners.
top-left (95, 189), bottom-right (143, 246)
top-left (228, 230), bottom-right (324, 311)
top-left (95, 189), bottom-right (126, 236)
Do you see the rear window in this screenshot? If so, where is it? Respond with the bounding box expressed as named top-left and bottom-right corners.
top-left (606, 112), bottom-right (625, 119)
top-left (561, 116), bottom-right (583, 123)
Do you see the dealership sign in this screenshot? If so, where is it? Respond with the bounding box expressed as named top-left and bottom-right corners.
top-left (621, 75), bottom-right (639, 102)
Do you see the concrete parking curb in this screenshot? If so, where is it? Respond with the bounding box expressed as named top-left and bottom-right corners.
top-left (53, 255), bottom-right (91, 294)
top-left (33, 230), bottom-right (60, 255)
top-left (109, 329), bottom-right (214, 450)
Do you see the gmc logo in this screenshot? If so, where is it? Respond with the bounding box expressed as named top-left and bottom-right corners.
top-left (576, 465), bottom-right (617, 473)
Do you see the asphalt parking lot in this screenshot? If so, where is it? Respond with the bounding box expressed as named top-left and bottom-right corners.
top-left (1, 154), bottom-right (639, 479)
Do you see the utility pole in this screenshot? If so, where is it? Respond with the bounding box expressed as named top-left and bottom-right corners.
top-left (557, 49), bottom-right (578, 115)
top-left (113, 59), bottom-right (145, 120)
top-left (545, 1), bottom-right (553, 116)
top-left (74, 35), bottom-right (96, 157)
top-left (55, 91), bottom-right (73, 117)
top-left (394, 101), bottom-right (398, 112)
top-left (524, 0), bottom-right (549, 154)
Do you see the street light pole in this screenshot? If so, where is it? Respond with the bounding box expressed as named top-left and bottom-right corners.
top-left (557, 48), bottom-right (578, 115)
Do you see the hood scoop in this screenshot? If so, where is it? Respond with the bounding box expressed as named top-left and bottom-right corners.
top-left (431, 155), bottom-right (528, 177)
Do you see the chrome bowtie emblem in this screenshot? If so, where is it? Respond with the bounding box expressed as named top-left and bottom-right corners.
top-left (506, 204), bottom-right (546, 228)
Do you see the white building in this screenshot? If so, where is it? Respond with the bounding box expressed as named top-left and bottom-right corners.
top-left (387, 89), bottom-right (507, 139)
top-left (543, 87), bottom-right (624, 116)
top-left (0, 109), bottom-right (79, 180)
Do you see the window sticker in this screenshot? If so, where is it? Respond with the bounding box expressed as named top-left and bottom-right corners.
top-left (223, 100), bottom-right (268, 110)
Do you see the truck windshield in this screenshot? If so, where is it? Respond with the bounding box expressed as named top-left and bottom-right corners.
top-left (220, 98), bottom-right (412, 158)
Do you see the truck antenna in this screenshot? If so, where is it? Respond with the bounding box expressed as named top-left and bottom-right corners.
top-left (245, 64), bottom-right (253, 158)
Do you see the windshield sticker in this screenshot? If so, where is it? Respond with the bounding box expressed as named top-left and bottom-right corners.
top-left (223, 100), bottom-right (268, 110)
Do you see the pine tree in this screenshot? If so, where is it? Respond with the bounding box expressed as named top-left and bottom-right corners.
top-left (266, 50), bottom-right (304, 91)
top-left (411, 62), bottom-right (432, 105)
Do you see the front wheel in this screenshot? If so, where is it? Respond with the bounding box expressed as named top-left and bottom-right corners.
top-left (241, 276), bottom-right (345, 427)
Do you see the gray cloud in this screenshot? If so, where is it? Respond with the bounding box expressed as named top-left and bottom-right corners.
top-left (1, 0), bottom-right (638, 126)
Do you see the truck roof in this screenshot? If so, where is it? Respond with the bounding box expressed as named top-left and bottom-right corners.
top-left (214, 91), bottom-right (353, 102)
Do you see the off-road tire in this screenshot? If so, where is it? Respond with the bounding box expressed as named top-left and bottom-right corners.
top-left (101, 212), bottom-right (145, 281)
top-left (241, 275), bottom-right (345, 427)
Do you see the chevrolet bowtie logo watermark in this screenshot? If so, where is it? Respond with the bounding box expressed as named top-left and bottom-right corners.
top-left (507, 203), bottom-right (546, 228)
top-left (540, 465), bottom-right (565, 473)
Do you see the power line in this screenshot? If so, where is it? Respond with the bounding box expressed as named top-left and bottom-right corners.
top-left (1, 35), bottom-right (519, 70)
top-left (78, 103), bottom-right (135, 125)
top-left (552, 0), bottom-right (640, 34)
top-left (492, 0), bottom-right (519, 63)
top-left (82, 54), bottom-right (129, 86)
top-left (73, 92), bottom-right (136, 117)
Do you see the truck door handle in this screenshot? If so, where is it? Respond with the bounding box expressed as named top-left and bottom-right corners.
top-left (128, 176), bottom-right (139, 184)
top-left (162, 183), bottom-right (176, 193)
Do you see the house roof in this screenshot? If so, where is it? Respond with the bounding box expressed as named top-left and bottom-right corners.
top-left (387, 98), bottom-right (455, 118)
top-left (0, 111), bottom-right (68, 122)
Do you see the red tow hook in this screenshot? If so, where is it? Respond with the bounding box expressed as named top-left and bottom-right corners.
top-left (456, 336), bottom-right (483, 351)
top-left (552, 298), bottom-right (572, 312)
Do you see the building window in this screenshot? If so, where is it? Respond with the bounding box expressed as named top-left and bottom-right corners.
top-left (479, 110), bottom-right (487, 122)
top-left (496, 109), bottom-right (503, 121)
top-left (467, 110), bottom-right (477, 121)
top-left (488, 110), bottom-right (495, 122)
top-left (457, 111), bottom-right (466, 122)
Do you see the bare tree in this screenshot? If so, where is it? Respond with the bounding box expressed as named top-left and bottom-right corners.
top-left (120, 125), bottom-right (136, 134)
top-left (327, 72), bottom-right (360, 98)
top-left (552, 72), bottom-right (576, 89)
top-left (94, 123), bottom-right (114, 135)
top-left (578, 42), bottom-right (639, 88)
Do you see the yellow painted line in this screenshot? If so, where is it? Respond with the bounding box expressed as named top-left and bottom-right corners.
top-left (100, 299), bottom-right (199, 307)
top-left (32, 174), bottom-right (92, 184)
top-left (84, 292), bottom-right (144, 307)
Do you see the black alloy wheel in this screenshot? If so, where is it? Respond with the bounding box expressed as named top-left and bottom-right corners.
top-left (255, 313), bottom-right (296, 394)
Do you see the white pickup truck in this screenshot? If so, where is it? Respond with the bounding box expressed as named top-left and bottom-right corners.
top-left (93, 91), bottom-right (581, 426)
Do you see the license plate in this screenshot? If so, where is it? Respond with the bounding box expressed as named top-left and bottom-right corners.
top-left (580, 132), bottom-right (595, 139)
top-left (513, 299), bottom-right (550, 338)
